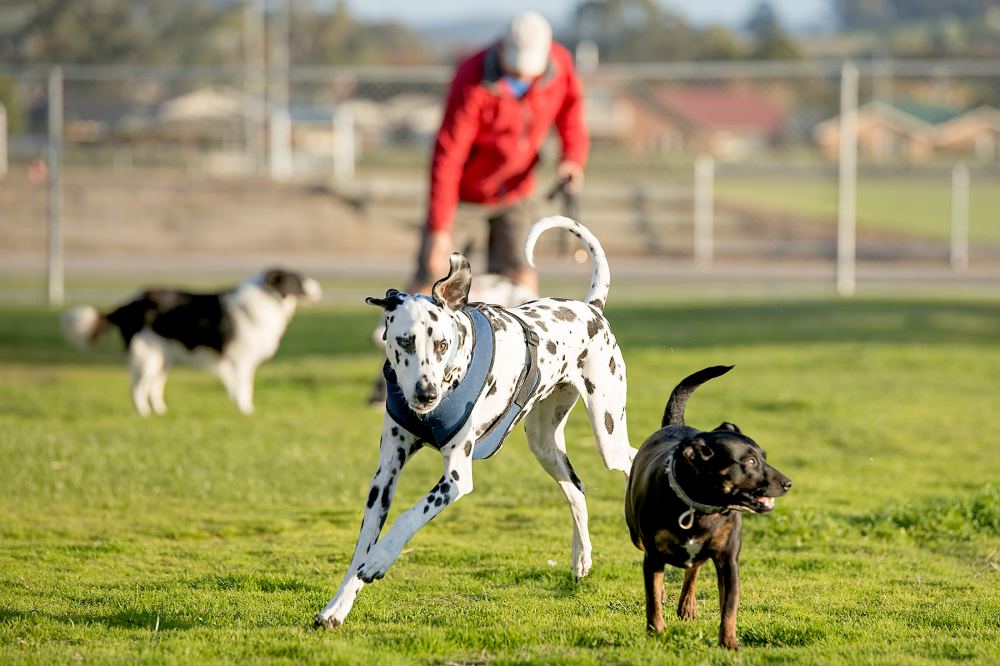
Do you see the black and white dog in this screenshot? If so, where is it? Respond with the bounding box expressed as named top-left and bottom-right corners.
top-left (60, 269), bottom-right (321, 416)
top-left (314, 216), bottom-right (637, 628)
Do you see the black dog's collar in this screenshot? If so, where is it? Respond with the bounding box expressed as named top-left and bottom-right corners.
top-left (666, 449), bottom-right (751, 529)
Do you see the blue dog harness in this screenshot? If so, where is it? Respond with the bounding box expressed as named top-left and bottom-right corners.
top-left (383, 305), bottom-right (540, 460)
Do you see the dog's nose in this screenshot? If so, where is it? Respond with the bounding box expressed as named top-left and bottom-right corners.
top-left (781, 478), bottom-right (792, 491)
top-left (414, 380), bottom-right (438, 404)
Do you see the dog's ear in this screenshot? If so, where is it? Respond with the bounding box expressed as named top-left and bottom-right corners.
top-left (716, 422), bottom-right (741, 434)
top-left (365, 288), bottom-right (404, 310)
top-left (682, 436), bottom-right (715, 462)
top-left (431, 253), bottom-right (472, 310)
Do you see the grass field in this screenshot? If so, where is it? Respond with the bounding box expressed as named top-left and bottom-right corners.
top-left (2, 292), bottom-right (999, 664)
top-left (715, 176), bottom-right (1000, 244)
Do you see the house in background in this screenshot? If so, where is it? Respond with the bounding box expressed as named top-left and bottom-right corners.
top-left (634, 86), bottom-right (788, 160)
top-left (933, 106), bottom-right (1000, 161)
top-left (814, 100), bottom-right (1000, 162)
top-left (814, 101), bottom-right (937, 161)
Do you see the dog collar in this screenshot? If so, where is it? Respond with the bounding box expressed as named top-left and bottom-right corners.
top-left (666, 449), bottom-right (751, 530)
top-left (383, 305), bottom-right (540, 460)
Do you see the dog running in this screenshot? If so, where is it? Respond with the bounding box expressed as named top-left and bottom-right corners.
top-left (60, 268), bottom-right (321, 416)
top-left (625, 365), bottom-right (792, 649)
top-left (314, 216), bottom-right (637, 628)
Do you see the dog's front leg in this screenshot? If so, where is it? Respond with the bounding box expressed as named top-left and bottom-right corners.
top-left (677, 562), bottom-right (701, 620)
top-left (355, 433), bottom-right (475, 584)
top-left (714, 553), bottom-right (741, 650)
top-left (314, 416), bottom-right (419, 628)
top-left (643, 555), bottom-right (667, 634)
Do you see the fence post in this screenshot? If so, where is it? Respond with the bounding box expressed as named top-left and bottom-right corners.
top-left (693, 154), bottom-right (714, 268)
top-left (0, 103), bottom-right (7, 180)
top-left (333, 106), bottom-right (355, 183)
top-left (268, 0), bottom-right (292, 180)
top-left (836, 61), bottom-right (859, 298)
top-left (950, 162), bottom-right (969, 271)
top-left (242, 0), bottom-right (266, 174)
top-left (47, 66), bottom-right (64, 306)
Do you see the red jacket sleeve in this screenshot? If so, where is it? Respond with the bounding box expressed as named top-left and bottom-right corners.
top-left (553, 46), bottom-right (589, 168)
top-left (427, 59), bottom-right (482, 233)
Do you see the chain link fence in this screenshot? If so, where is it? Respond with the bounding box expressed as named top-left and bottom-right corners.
top-left (1, 59), bottom-right (999, 300)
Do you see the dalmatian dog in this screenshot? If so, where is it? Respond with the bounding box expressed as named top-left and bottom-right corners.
top-left (314, 216), bottom-right (637, 629)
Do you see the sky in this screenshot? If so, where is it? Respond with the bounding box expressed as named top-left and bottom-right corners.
top-left (349, 0), bottom-right (833, 31)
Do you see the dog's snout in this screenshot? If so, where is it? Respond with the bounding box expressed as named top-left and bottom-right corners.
top-left (780, 477), bottom-right (792, 491)
top-left (414, 378), bottom-right (438, 403)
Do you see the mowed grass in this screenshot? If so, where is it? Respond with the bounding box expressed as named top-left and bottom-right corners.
top-left (1, 294), bottom-right (999, 664)
top-left (716, 175), bottom-right (1000, 243)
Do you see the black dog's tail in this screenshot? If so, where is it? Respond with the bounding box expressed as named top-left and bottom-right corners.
top-left (662, 365), bottom-right (734, 427)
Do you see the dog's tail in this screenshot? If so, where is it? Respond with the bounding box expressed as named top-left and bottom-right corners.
top-left (524, 216), bottom-right (610, 311)
top-left (662, 365), bottom-right (734, 427)
top-left (60, 305), bottom-right (111, 350)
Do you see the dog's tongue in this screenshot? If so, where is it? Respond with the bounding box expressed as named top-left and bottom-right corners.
top-left (758, 496), bottom-right (775, 510)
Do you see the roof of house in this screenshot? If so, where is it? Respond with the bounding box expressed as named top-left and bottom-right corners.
top-left (651, 86), bottom-right (786, 133)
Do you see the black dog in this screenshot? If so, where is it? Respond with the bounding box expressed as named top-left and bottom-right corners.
top-left (624, 366), bottom-right (792, 649)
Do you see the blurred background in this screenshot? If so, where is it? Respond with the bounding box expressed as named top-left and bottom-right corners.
top-left (1, 0), bottom-right (999, 304)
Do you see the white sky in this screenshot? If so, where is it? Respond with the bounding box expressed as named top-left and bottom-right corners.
top-left (349, 0), bottom-right (832, 30)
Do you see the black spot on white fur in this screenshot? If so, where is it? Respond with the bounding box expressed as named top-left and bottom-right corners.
top-left (546, 341), bottom-right (557, 355)
top-left (604, 411), bottom-right (614, 434)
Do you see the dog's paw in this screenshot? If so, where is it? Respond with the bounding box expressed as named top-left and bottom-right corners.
top-left (573, 554), bottom-right (592, 581)
top-left (356, 546), bottom-right (394, 583)
top-left (313, 614), bottom-right (342, 630)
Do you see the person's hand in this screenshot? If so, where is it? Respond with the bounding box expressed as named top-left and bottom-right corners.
top-left (408, 229), bottom-right (452, 294)
top-left (557, 160), bottom-right (584, 194)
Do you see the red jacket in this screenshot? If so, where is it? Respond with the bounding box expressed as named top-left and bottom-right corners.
top-left (427, 42), bottom-right (589, 232)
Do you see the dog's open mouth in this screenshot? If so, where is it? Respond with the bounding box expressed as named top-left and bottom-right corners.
top-left (749, 495), bottom-right (776, 513)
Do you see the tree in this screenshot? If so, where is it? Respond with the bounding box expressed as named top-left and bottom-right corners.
top-left (745, 1), bottom-right (802, 60)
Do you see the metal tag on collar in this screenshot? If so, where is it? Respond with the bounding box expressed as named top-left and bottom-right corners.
top-left (678, 507), bottom-right (696, 530)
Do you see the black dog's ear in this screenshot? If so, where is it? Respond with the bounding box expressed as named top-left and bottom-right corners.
top-left (716, 422), bottom-right (742, 434)
top-left (682, 436), bottom-right (715, 462)
top-left (431, 253), bottom-right (472, 310)
top-left (365, 288), bottom-right (404, 310)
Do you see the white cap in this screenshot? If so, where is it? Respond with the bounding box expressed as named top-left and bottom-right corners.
top-left (501, 11), bottom-right (552, 78)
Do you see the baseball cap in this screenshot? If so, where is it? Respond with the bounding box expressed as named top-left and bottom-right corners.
top-left (501, 11), bottom-right (552, 78)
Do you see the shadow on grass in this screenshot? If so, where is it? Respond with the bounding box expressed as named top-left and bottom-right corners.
top-left (3, 298), bottom-right (999, 366)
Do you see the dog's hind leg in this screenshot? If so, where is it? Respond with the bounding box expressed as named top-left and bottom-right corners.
top-left (575, 345), bottom-right (637, 477)
top-left (314, 416), bottom-right (422, 628)
top-left (524, 384), bottom-right (593, 580)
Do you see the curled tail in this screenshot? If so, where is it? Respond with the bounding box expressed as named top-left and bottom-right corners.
top-left (523, 215), bottom-right (611, 311)
top-left (662, 365), bottom-right (734, 427)
top-left (60, 306), bottom-right (110, 350)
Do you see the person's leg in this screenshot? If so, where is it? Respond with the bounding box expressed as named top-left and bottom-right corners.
top-left (487, 198), bottom-right (538, 293)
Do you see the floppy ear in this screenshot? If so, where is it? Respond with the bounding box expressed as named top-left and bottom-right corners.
top-left (716, 422), bottom-right (742, 433)
top-left (365, 288), bottom-right (404, 310)
top-left (682, 436), bottom-right (715, 463)
top-left (431, 253), bottom-right (472, 310)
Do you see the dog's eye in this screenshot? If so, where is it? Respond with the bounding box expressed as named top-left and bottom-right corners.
top-left (746, 458), bottom-right (757, 466)
top-left (434, 340), bottom-right (449, 355)
top-left (396, 336), bottom-right (415, 353)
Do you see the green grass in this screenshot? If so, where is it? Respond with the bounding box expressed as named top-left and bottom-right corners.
top-left (2, 294), bottom-right (999, 664)
top-left (716, 176), bottom-right (1000, 243)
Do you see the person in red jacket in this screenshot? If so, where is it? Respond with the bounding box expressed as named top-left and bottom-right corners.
top-left (410, 11), bottom-right (589, 294)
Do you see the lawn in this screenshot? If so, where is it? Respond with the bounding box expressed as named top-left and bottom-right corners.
top-left (716, 175), bottom-right (1000, 244)
top-left (1, 294), bottom-right (999, 664)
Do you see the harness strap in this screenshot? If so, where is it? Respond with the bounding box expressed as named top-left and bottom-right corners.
top-left (382, 304), bottom-right (540, 460)
top-left (471, 309), bottom-right (540, 460)
top-left (384, 307), bottom-right (494, 447)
